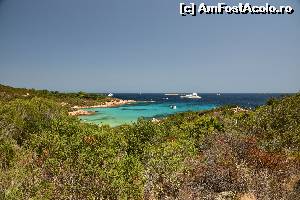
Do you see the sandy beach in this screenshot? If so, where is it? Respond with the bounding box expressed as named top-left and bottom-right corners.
top-left (68, 99), bottom-right (136, 116)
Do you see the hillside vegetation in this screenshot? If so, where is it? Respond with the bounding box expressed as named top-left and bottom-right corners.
top-left (0, 86), bottom-right (300, 199)
top-left (0, 84), bottom-right (112, 108)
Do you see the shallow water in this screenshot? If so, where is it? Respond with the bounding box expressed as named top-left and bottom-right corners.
top-left (79, 93), bottom-right (287, 127)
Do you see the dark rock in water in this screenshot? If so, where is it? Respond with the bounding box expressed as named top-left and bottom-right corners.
top-left (121, 108), bottom-right (147, 111)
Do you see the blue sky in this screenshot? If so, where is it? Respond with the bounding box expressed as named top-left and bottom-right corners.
top-left (0, 0), bottom-right (299, 93)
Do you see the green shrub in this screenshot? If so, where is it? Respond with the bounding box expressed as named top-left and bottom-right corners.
top-left (1, 91), bottom-right (300, 199)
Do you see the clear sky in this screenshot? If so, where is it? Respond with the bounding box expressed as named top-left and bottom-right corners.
top-left (0, 0), bottom-right (299, 93)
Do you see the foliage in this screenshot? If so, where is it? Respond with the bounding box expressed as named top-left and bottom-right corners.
top-left (238, 94), bottom-right (300, 153)
top-left (0, 84), bottom-right (111, 108)
top-left (0, 86), bottom-right (300, 199)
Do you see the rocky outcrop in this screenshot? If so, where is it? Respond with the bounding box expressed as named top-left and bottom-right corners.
top-left (68, 110), bottom-right (96, 116)
top-left (69, 99), bottom-right (136, 116)
top-left (72, 99), bottom-right (136, 109)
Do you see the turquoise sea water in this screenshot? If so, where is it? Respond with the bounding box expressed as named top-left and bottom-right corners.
top-left (79, 93), bottom-right (287, 127)
top-left (80, 102), bottom-right (216, 127)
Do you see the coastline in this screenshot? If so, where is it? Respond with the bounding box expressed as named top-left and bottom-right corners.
top-left (68, 109), bottom-right (96, 116)
top-left (68, 99), bottom-right (136, 116)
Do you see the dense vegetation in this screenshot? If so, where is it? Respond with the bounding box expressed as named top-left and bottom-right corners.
top-left (0, 86), bottom-right (300, 199)
top-left (0, 84), bottom-right (112, 108)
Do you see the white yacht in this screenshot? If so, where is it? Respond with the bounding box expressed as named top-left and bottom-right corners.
top-left (180, 92), bottom-right (201, 99)
top-left (108, 93), bottom-right (113, 97)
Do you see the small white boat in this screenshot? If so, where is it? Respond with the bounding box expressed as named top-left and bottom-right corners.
top-left (108, 93), bottom-right (113, 97)
top-left (217, 93), bottom-right (221, 96)
top-left (170, 105), bottom-right (177, 109)
top-left (180, 92), bottom-right (201, 99)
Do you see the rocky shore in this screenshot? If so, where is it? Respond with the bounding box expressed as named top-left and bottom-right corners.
top-left (68, 110), bottom-right (96, 116)
top-left (68, 99), bottom-right (136, 116)
top-left (72, 99), bottom-right (136, 109)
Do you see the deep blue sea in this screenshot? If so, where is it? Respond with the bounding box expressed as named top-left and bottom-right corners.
top-left (80, 93), bottom-right (288, 127)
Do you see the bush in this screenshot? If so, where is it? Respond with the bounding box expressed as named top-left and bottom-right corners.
top-left (1, 92), bottom-right (300, 199)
